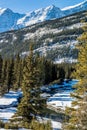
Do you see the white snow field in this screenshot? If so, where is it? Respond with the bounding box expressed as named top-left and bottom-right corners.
top-left (0, 90), bottom-right (22, 122)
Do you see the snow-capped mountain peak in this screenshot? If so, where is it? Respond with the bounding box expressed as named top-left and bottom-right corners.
top-left (0, 8), bottom-right (7, 15)
top-left (0, 8), bottom-right (15, 16)
top-left (0, 1), bottom-right (87, 32)
top-left (0, 8), bottom-right (14, 16)
top-left (45, 5), bottom-right (58, 10)
top-left (17, 5), bottom-right (64, 28)
top-left (0, 8), bottom-right (24, 32)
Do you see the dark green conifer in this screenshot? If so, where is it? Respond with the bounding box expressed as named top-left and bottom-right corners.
top-left (15, 45), bottom-right (46, 128)
top-left (0, 59), bottom-right (7, 95)
top-left (4, 58), bottom-right (14, 92)
top-left (13, 54), bottom-right (22, 90)
top-left (63, 23), bottom-right (87, 130)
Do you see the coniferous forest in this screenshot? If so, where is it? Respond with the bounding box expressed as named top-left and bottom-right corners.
top-left (0, 52), bottom-right (74, 96)
top-left (0, 24), bottom-right (87, 129)
top-left (0, 2), bottom-right (87, 129)
top-left (0, 23), bottom-right (87, 129)
top-left (0, 44), bottom-right (75, 129)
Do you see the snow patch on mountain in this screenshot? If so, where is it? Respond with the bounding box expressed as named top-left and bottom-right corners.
top-left (23, 27), bottom-right (63, 41)
top-left (54, 57), bottom-right (77, 64)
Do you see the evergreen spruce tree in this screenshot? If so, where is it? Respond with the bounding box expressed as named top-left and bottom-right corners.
top-left (57, 65), bottom-right (65, 83)
top-left (15, 45), bottom-right (46, 128)
top-left (44, 59), bottom-right (53, 84)
top-left (33, 54), bottom-right (45, 85)
top-left (13, 54), bottom-right (22, 90)
top-left (30, 120), bottom-right (52, 130)
top-left (63, 24), bottom-right (87, 130)
top-left (0, 59), bottom-right (7, 95)
top-left (4, 58), bottom-right (14, 92)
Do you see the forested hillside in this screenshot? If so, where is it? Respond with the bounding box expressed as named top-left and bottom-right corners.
top-left (0, 10), bottom-right (87, 61)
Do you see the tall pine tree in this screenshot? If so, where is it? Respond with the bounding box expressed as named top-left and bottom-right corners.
top-left (15, 45), bottom-right (46, 128)
top-left (4, 58), bottom-right (14, 92)
top-left (13, 54), bottom-right (22, 90)
top-left (63, 23), bottom-right (87, 130)
top-left (0, 59), bottom-right (7, 95)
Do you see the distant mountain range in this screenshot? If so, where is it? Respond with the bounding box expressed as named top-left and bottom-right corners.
top-left (0, 9), bottom-right (86, 61)
top-left (0, 0), bottom-right (87, 32)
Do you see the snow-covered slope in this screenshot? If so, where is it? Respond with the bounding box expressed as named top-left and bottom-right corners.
top-left (0, 8), bottom-right (24, 32)
top-left (17, 5), bottom-right (64, 28)
top-left (0, 5), bottom-right (64, 32)
top-left (0, 91), bottom-right (22, 122)
top-left (0, 1), bottom-right (87, 32)
top-left (62, 0), bottom-right (87, 15)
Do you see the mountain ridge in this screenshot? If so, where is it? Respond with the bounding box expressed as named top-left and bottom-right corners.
top-left (62, 0), bottom-right (87, 15)
top-left (0, 0), bottom-right (87, 32)
top-left (62, 0), bottom-right (87, 10)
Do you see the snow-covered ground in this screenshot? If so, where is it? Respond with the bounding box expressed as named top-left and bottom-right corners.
top-left (37, 116), bottom-right (62, 130)
top-left (54, 57), bottom-right (77, 64)
top-left (47, 79), bottom-right (78, 110)
top-left (0, 80), bottom-right (78, 129)
top-left (0, 90), bottom-right (22, 122)
top-left (42, 79), bottom-right (78, 130)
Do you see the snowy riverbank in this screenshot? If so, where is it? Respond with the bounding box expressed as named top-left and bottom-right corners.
top-left (47, 80), bottom-right (78, 110)
top-left (0, 79), bottom-right (78, 129)
top-left (0, 90), bottom-right (22, 122)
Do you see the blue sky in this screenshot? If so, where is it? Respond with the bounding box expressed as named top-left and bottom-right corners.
top-left (0, 0), bottom-right (85, 13)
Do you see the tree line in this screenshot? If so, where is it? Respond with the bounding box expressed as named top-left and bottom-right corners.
top-left (0, 52), bottom-right (75, 96)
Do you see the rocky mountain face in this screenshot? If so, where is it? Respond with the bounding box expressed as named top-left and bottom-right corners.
top-left (0, 0), bottom-right (87, 32)
top-left (0, 10), bottom-right (86, 63)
